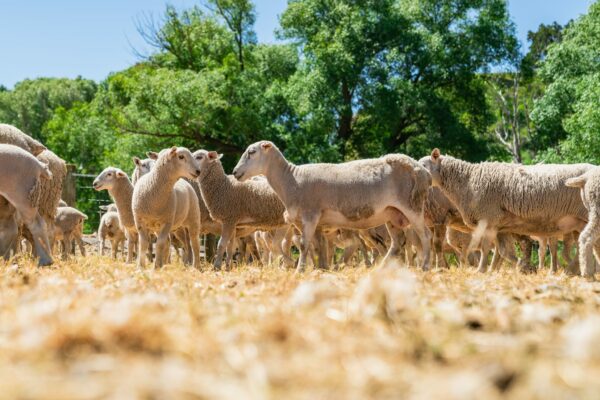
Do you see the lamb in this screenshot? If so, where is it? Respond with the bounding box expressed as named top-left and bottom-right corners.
top-left (132, 147), bottom-right (202, 269)
top-left (232, 141), bottom-right (432, 272)
top-left (52, 206), bottom-right (87, 259)
top-left (420, 149), bottom-right (592, 273)
top-left (566, 168), bottom-right (600, 279)
top-left (93, 167), bottom-right (139, 263)
top-left (0, 144), bottom-right (53, 265)
top-left (98, 210), bottom-right (125, 259)
top-left (193, 149), bottom-right (293, 270)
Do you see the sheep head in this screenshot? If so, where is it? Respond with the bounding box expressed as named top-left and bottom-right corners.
top-left (233, 141), bottom-right (274, 181)
top-left (419, 148), bottom-right (443, 187)
top-left (132, 156), bottom-right (156, 181)
top-left (158, 147), bottom-right (201, 180)
top-left (93, 167), bottom-right (129, 191)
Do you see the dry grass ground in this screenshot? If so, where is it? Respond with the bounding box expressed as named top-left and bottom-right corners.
top-left (1, 253), bottom-right (600, 399)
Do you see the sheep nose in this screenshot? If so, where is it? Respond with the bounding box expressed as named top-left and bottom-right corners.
top-left (196, 169), bottom-right (201, 176)
top-left (232, 169), bottom-right (240, 179)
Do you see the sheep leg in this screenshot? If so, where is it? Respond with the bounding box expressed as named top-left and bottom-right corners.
top-left (110, 239), bottom-right (118, 260)
top-left (579, 216), bottom-right (600, 280)
top-left (215, 222), bottom-right (235, 271)
top-left (188, 229), bottom-right (201, 270)
top-left (518, 237), bottom-right (535, 274)
top-left (297, 215), bottom-right (320, 273)
top-left (154, 224), bottom-right (172, 269)
top-left (407, 215), bottom-right (431, 271)
top-left (433, 224), bottom-right (448, 269)
top-left (126, 231), bottom-right (137, 264)
top-left (136, 229), bottom-right (150, 269)
top-left (538, 238), bottom-right (547, 270)
top-left (357, 236), bottom-right (372, 267)
top-left (272, 226), bottom-right (295, 268)
top-left (225, 235), bottom-right (237, 268)
top-left (476, 236), bottom-right (492, 273)
top-left (23, 213), bottom-right (53, 266)
top-left (99, 234), bottom-right (105, 256)
top-left (76, 235), bottom-right (85, 257)
top-left (383, 223), bottom-right (406, 266)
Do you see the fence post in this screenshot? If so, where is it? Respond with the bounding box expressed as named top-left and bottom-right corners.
top-left (62, 164), bottom-right (77, 206)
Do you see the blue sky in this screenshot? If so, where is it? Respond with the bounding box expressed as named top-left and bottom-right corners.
top-left (0, 0), bottom-right (594, 88)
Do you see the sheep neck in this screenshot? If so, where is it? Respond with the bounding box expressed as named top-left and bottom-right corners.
top-left (438, 157), bottom-right (475, 207)
top-left (144, 161), bottom-right (182, 206)
top-left (198, 161), bottom-right (232, 206)
top-left (109, 178), bottom-right (135, 228)
top-left (262, 149), bottom-right (298, 208)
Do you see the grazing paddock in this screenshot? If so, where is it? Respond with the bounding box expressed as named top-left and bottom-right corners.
top-left (1, 255), bottom-right (600, 399)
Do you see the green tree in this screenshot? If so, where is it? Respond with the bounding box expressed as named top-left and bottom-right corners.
top-left (0, 77), bottom-right (97, 140)
top-left (280, 0), bottom-right (518, 160)
top-left (206, 0), bottom-right (257, 71)
top-left (532, 2), bottom-right (600, 163)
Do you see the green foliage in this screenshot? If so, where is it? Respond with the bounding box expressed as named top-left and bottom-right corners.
top-left (280, 0), bottom-right (518, 161)
top-left (533, 2), bottom-right (600, 164)
top-left (0, 77), bottom-right (97, 141)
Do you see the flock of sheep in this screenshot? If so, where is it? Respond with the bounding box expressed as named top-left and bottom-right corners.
top-left (2, 122), bottom-right (600, 280)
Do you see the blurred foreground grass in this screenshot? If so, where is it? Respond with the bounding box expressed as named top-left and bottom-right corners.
top-left (1, 255), bottom-right (600, 399)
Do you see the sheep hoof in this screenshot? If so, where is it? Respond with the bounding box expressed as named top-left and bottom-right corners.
top-left (583, 274), bottom-right (596, 282)
top-left (37, 258), bottom-right (53, 267)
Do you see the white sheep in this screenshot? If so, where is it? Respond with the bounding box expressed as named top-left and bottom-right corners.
top-left (0, 196), bottom-right (18, 260)
top-left (232, 141), bottom-right (432, 272)
top-left (98, 210), bottom-right (125, 259)
top-left (193, 149), bottom-right (294, 270)
top-left (0, 123), bottom-right (46, 156)
top-left (132, 147), bottom-right (202, 269)
top-left (139, 152), bottom-right (225, 238)
top-left (566, 168), bottom-right (600, 279)
top-left (93, 167), bottom-right (139, 263)
top-left (0, 144), bottom-right (53, 265)
top-left (52, 206), bottom-right (87, 259)
top-left (420, 149), bottom-right (592, 273)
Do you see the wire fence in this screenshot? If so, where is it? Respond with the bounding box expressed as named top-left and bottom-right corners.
top-left (69, 172), bottom-right (112, 234)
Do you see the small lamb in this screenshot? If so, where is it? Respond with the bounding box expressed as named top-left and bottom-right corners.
top-left (52, 206), bottom-right (87, 259)
top-left (98, 210), bottom-right (125, 259)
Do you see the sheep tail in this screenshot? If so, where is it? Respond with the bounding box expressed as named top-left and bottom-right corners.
top-left (565, 174), bottom-right (587, 188)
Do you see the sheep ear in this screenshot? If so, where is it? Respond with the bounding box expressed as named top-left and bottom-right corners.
top-left (147, 151), bottom-right (158, 160)
top-left (208, 151), bottom-right (219, 160)
top-left (260, 142), bottom-right (273, 151)
top-left (133, 156), bottom-right (141, 166)
top-left (218, 153), bottom-right (224, 160)
top-left (116, 170), bottom-right (127, 178)
top-left (168, 147), bottom-right (178, 158)
top-left (431, 148), bottom-right (441, 161)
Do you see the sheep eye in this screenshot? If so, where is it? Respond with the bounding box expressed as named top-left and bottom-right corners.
top-left (107, 173), bottom-right (112, 176)
top-left (178, 155), bottom-right (184, 160)
top-left (248, 149), bottom-right (256, 155)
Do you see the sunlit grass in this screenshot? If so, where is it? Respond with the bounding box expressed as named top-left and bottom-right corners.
top-left (1, 253), bottom-right (600, 399)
